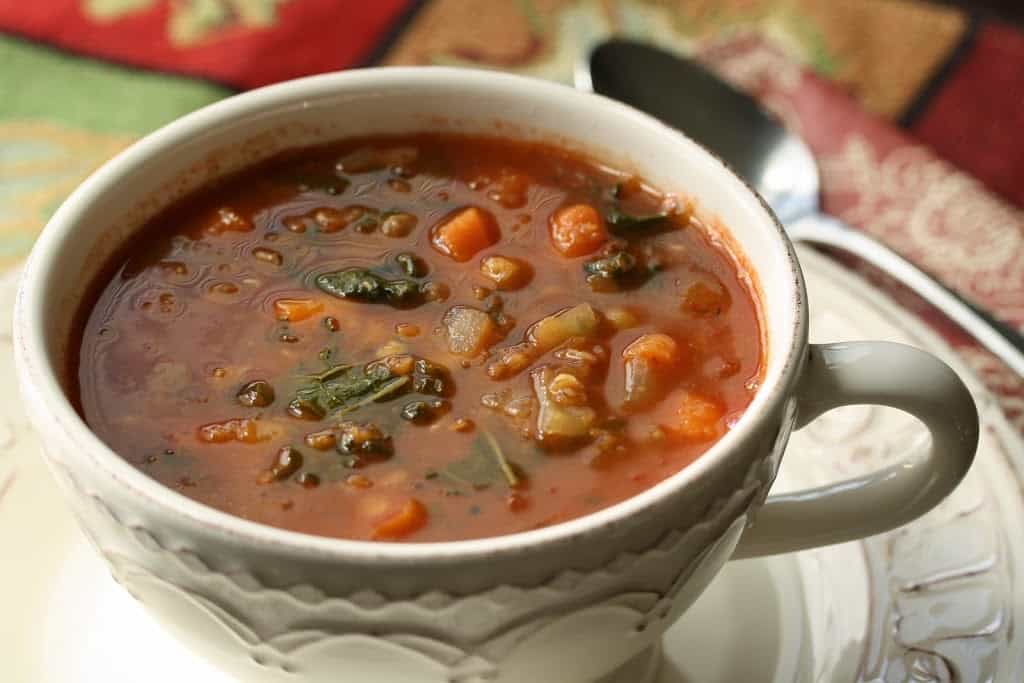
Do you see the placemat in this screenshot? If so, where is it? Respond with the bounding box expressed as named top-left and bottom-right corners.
top-left (1, 0), bottom-right (1020, 428)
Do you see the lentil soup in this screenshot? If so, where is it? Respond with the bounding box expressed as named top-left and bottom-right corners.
top-left (75, 134), bottom-right (763, 542)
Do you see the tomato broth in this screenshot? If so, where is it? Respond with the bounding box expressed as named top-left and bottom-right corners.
top-left (75, 134), bottom-right (763, 542)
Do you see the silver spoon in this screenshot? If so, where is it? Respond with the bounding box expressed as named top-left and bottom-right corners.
top-left (579, 39), bottom-right (1024, 377)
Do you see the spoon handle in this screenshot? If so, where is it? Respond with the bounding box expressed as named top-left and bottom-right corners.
top-left (788, 212), bottom-right (1024, 377)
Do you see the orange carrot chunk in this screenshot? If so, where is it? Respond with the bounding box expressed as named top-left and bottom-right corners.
top-left (549, 204), bottom-right (608, 257)
top-left (664, 393), bottom-right (725, 442)
top-left (431, 207), bottom-right (500, 262)
top-left (372, 498), bottom-right (428, 540)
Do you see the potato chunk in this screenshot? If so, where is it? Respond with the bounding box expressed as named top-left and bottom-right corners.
top-left (443, 305), bottom-right (500, 357)
top-left (531, 366), bottom-right (595, 448)
top-left (621, 333), bottom-right (680, 411)
top-left (528, 303), bottom-right (601, 352)
top-left (480, 255), bottom-right (532, 290)
top-left (487, 303), bottom-right (602, 379)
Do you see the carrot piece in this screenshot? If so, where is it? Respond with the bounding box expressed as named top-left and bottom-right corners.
top-left (431, 207), bottom-right (500, 262)
top-left (549, 204), bottom-right (608, 257)
top-left (274, 298), bottom-right (324, 322)
top-left (372, 498), bottom-right (428, 540)
top-left (664, 393), bottom-right (725, 442)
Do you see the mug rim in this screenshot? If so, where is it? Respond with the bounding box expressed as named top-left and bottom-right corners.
top-left (13, 66), bottom-right (807, 566)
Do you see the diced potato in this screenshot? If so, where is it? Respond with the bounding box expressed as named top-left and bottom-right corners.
top-left (443, 305), bottom-right (500, 357)
top-left (431, 207), bottom-right (500, 262)
top-left (664, 392), bottom-right (725, 442)
top-left (532, 366), bottom-right (596, 448)
top-left (480, 255), bottom-right (532, 290)
top-left (372, 498), bottom-right (428, 540)
top-left (549, 204), bottom-right (608, 257)
top-left (486, 343), bottom-right (535, 379)
top-left (682, 279), bottom-right (731, 317)
top-left (487, 304), bottom-right (601, 379)
top-left (622, 358), bottom-right (661, 412)
top-left (528, 303), bottom-right (601, 352)
top-left (274, 298), bottom-right (324, 322)
top-left (621, 333), bottom-right (681, 411)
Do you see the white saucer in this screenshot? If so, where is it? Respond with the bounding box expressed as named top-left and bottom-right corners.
top-left (3, 247), bottom-right (1023, 682)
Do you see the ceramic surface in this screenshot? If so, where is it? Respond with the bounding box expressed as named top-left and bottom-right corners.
top-left (4, 249), bottom-right (1020, 682)
top-left (11, 69), bottom-right (977, 682)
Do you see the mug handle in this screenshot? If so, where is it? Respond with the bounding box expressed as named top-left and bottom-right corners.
top-left (733, 341), bottom-right (979, 559)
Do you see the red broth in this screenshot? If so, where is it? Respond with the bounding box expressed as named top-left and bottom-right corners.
top-left (75, 134), bottom-right (763, 542)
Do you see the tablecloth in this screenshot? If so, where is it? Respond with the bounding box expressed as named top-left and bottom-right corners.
top-left (1, 0), bottom-right (1021, 429)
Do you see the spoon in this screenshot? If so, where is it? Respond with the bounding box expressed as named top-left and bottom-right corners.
top-left (579, 39), bottom-right (1024, 377)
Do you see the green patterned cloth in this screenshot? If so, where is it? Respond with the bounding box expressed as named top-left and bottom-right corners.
top-left (0, 35), bottom-right (229, 266)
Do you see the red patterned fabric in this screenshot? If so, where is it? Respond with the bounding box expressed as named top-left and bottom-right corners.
top-left (912, 22), bottom-right (1024, 208)
top-left (700, 35), bottom-right (1024, 429)
top-left (0, 0), bottom-right (411, 87)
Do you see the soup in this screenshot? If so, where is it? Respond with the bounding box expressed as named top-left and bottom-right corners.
top-left (74, 134), bottom-right (763, 542)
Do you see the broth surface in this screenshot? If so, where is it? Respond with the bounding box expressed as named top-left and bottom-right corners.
top-left (77, 134), bottom-right (762, 542)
